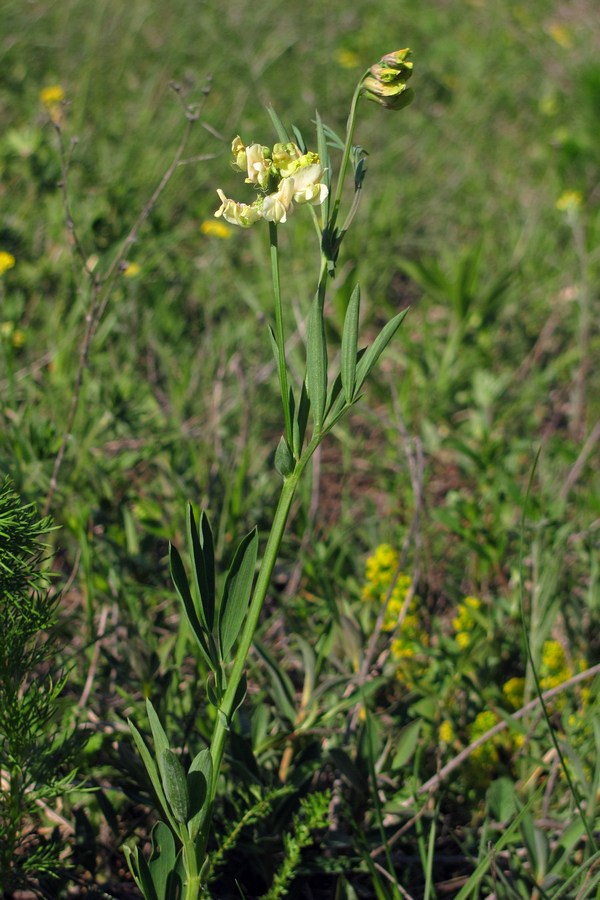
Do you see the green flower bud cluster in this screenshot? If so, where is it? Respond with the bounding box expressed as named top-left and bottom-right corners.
top-left (361, 48), bottom-right (414, 110)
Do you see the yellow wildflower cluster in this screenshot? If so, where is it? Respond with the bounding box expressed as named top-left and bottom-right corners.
top-left (200, 219), bottom-right (232, 239)
top-left (0, 322), bottom-right (26, 347)
top-left (452, 596), bottom-right (483, 649)
top-left (39, 84), bottom-right (65, 125)
top-left (0, 251), bottom-right (16, 275)
top-left (556, 190), bottom-right (583, 212)
top-left (362, 544), bottom-right (413, 631)
top-left (363, 544), bottom-right (428, 688)
top-left (214, 136), bottom-right (328, 228)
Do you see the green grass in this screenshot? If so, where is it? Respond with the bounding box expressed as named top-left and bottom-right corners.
top-left (0, 0), bottom-right (599, 896)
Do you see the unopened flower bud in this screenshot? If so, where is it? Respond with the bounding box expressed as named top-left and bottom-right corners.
top-left (272, 141), bottom-right (302, 177)
top-left (362, 48), bottom-right (415, 111)
top-left (231, 135), bottom-right (247, 171)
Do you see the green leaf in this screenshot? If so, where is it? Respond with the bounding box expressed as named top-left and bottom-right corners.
top-left (306, 291), bottom-right (328, 432)
top-left (391, 719), bottom-right (422, 770)
top-left (292, 380), bottom-right (310, 459)
top-left (266, 105), bottom-right (290, 143)
top-left (148, 822), bottom-right (178, 899)
top-left (187, 505), bottom-right (215, 632)
top-left (341, 284), bottom-right (360, 403)
top-left (128, 719), bottom-right (177, 833)
top-left (170, 543), bottom-right (215, 671)
top-left (231, 672), bottom-right (247, 715)
top-left (218, 528), bottom-right (258, 660)
top-left (146, 699), bottom-right (169, 768)
top-left (254, 641), bottom-right (297, 725)
top-left (354, 308), bottom-right (408, 394)
top-left (124, 844), bottom-right (159, 900)
top-left (274, 436), bottom-right (295, 478)
top-left (161, 749), bottom-right (190, 824)
top-left (187, 748), bottom-right (213, 841)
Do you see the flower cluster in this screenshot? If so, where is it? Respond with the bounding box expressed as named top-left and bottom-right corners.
top-left (362, 544), bottom-right (428, 688)
top-left (214, 136), bottom-right (329, 228)
top-left (452, 595), bottom-right (485, 649)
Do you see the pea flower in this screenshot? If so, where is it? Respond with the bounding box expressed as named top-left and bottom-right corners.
top-left (215, 190), bottom-right (262, 228)
top-left (362, 48), bottom-right (414, 110)
top-left (245, 143), bottom-right (273, 189)
top-left (272, 141), bottom-right (303, 177)
top-left (290, 162), bottom-right (329, 205)
top-left (231, 135), bottom-right (247, 172)
top-left (262, 177), bottom-right (296, 224)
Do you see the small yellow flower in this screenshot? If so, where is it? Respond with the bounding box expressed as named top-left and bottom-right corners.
top-left (0, 322), bottom-right (14, 337)
top-left (123, 261), bottom-right (141, 278)
top-left (0, 251), bottom-right (16, 275)
top-left (12, 329), bottom-right (26, 348)
top-left (556, 190), bottom-right (583, 212)
top-left (548, 23), bottom-right (573, 49)
top-left (200, 219), bottom-right (232, 239)
top-left (439, 720), bottom-right (454, 744)
top-left (502, 677), bottom-right (525, 710)
top-left (334, 48), bottom-right (360, 70)
top-left (40, 84), bottom-right (65, 107)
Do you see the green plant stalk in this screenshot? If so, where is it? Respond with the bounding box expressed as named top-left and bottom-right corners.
top-left (196, 437), bottom-right (320, 872)
top-left (269, 221), bottom-right (293, 450)
top-left (330, 74), bottom-right (367, 234)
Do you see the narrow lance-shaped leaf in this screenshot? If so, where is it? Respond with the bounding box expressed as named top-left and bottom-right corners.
top-left (161, 749), bottom-right (190, 825)
top-left (187, 748), bottom-right (213, 841)
top-left (186, 505), bottom-right (215, 632)
top-left (341, 284), bottom-right (360, 404)
top-left (354, 308), bottom-right (409, 395)
top-left (169, 543), bottom-right (215, 672)
top-left (275, 435), bottom-right (294, 479)
top-left (306, 290), bottom-right (328, 433)
top-left (218, 528), bottom-right (259, 660)
top-left (124, 845), bottom-right (159, 900)
top-left (128, 719), bottom-right (178, 834)
top-left (266, 104), bottom-right (290, 143)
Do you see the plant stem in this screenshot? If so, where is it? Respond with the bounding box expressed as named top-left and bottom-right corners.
top-left (330, 75), bottom-right (366, 235)
top-left (269, 222), bottom-right (293, 449)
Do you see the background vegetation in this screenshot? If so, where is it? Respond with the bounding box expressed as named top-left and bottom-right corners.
top-left (0, 0), bottom-right (599, 896)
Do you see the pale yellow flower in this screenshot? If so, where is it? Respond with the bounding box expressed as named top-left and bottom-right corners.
top-left (261, 178), bottom-right (295, 224)
top-left (0, 251), bottom-right (16, 275)
top-left (215, 190), bottom-right (261, 228)
top-left (231, 135), bottom-right (247, 171)
top-left (245, 143), bottom-right (272, 189)
top-left (290, 162), bottom-right (329, 206)
top-left (272, 141), bottom-right (303, 176)
top-left (200, 219), bottom-right (232, 239)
